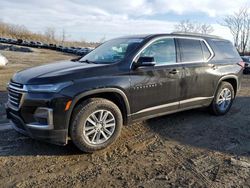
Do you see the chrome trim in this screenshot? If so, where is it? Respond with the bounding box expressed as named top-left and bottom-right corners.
top-left (7, 82), bottom-right (26, 110)
top-left (137, 102), bottom-right (179, 114)
top-left (10, 82), bottom-right (22, 87)
top-left (130, 36), bottom-right (215, 69)
top-left (132, 96), bottom-right (214, 115)
top-left (180, 97), bottom-right (214, 104)
top-left (9, 84), bottom-right (27, 92)
top-left (26, 108), bottom-right (54, 130)
top-left (8, 87), bottom-right (23, 94)
top-left (8, 94), bottom-right (18, 101)
top-left (9, 98), bottom-right (18, 105)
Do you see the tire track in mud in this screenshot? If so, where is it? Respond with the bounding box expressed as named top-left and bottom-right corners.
top-left (0, 122), bottom-right (156, 187)
top-left (169, 147), bottom-right (214, 188)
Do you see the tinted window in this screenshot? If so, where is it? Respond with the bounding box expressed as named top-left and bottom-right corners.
top-left (139, 38), bottom-right (176, 65)
top-left (178, 39), bottom-right (203, 62)
top-left (201, 41), bottom-right (211, 60)
top-left (213, 40), bottom-right (239, 59)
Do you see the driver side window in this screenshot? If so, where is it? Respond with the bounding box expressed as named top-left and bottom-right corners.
top-left (139, 38), bottom-right (176, 65)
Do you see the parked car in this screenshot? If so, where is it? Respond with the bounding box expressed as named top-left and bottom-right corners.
top-left (241, 56), bottom-right (250, 74)
top-left (49, 44), bottom-right (57, 50)
top-left (56, 45), bottom-right (63, 51)
top-left (6, 33), bottom-right (244, 153)
top-left (76, 48), bottom-right (88, 56)
top-left (29, 41), bottom-right (37, 47)
top-left (22, 40), bottom-right (30, 46)
top-left (36, 42), bottom-right (43, 48)
top-left (6, 38), bottom-right (17, 45)
top-left (76, 48), bottom-right (92, 56)
top-left (17, 39), bottom-right (23, 44)
top-left (0, 38), bottom-right (7, 43)
top-left (42, 43), bottom-right (49, 49)
top-left (65, 47), bottom-right (75, 53)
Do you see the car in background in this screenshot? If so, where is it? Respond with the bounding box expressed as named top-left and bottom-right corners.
top-left (49, 44), bottom-right (57, 50)
top-left (36, 42), bottom-right (44, 48)
top-left (56, 45), bottom-right (64, 51)
top-left (0, 38), bottom-right (7, 43)
top-left (76, 47), bottom-right (93, 56)
top-left (6, 38), bottom-right (17, 45)
top-left (241, 56), bottom-right (250, 74)
top-left (29, 41), bottom-right (37, 47)
top-left (17, 39), bottom-right (23, 45)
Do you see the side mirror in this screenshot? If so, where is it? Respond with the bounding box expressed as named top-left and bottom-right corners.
top-left (134, 56), bottom-right (156, 69)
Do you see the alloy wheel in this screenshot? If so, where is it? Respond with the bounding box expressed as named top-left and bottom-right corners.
top-left (83, 110), bottom-right (116, 145)
top-left (217, 88), bottom-right (232, 111)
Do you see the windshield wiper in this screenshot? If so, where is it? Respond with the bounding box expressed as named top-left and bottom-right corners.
top-left (80, 59), bottom-right (96, 64)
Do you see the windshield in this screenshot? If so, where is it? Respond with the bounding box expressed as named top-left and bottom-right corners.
top-left (80, 38), bottom-right (143, 64)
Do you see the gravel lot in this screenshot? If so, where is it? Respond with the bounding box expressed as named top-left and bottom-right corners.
top-left (0, 48), bottom-right (249, 187)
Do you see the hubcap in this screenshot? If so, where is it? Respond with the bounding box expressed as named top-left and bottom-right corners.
top-left (217, 88), bottom-right (232, 111)
top-left (83, 110), bottom-right (116, 145)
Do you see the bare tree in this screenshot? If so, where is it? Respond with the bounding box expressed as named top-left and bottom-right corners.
top-left (222, 7), bottom-right (250, 54)
top-left (240, 9), bottom-right (250, 54)
top-left (174, 20), bottom-right (214, 34)
top-left (44, 27), bottom-right (56, 41)
top-left (61, 29), bottom-right (66, 45)
top-left (200, 24), bottom-right (214, 34)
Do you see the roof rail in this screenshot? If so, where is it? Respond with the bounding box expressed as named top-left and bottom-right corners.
top-left (171, 32), bottom-right (222, 39)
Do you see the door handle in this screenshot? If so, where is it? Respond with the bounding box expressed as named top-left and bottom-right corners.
top-left (169, 69), bottom-right (179, 74)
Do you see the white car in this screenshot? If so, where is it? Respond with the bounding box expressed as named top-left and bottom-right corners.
top-left (0, 53), bottom-right (8, 66)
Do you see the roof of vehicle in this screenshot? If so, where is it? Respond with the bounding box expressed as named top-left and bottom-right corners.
top-left (119, 32), bottom-right (226, 41)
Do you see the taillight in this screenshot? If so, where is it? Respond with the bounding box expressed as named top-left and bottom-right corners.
top-left (238, 61), bottom-right (245, 68)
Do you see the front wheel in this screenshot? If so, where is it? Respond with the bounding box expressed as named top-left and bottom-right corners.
top-left (209, 81), bottom-right (235, 115)
top-left (70, 98), bottom-right (123, 153)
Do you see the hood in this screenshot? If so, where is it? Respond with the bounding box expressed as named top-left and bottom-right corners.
top-left (12, 60), bottom-right (107, 84)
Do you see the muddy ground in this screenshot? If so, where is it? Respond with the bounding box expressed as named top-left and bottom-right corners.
top-left (0, 48), bottom-right (249, 187)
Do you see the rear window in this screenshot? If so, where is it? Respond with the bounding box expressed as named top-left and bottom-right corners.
top-left (213, 40), bottom-right (239, 59)
top-left (178, 39), bottom-right (204, 62)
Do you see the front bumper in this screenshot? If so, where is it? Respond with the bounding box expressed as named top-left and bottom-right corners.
top-left (5, 90), bottom-right (72, 145)
top-left (6, 106), bottom-right (68, 145)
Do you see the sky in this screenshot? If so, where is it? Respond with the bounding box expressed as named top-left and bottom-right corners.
top-left (0, 0), bottom-right (249, 42)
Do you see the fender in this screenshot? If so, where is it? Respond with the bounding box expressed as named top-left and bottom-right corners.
top-left (214, 75), bottom-right (239, 96)
top-left (65, 88), bottom-right (131, 130)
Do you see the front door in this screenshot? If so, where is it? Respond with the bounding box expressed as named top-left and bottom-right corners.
top-left (130, 37), bottom-right (183, 120)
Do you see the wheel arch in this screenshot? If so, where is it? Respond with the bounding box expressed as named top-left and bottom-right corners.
top-left (66, 88), bottom-right (131, 132)
top-left (215, 75), bottom-right (238, 97)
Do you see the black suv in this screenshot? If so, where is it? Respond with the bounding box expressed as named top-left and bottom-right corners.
top-left (6, 33), bottom-right (244, 152)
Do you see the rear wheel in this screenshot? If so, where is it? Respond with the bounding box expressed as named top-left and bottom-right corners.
top-left (70, 98), bottom-right (123, 153)
top-left (210, 81), bottom-right (235, 115)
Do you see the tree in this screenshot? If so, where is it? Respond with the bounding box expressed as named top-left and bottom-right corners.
top-left (174, 20), bottom-right (214, 34)
top-left (222, 7), bottom-right (250, 54)
top-left (44, 27), bottom-right (56, 42)
top-left (61, 28), bottom-right (67, 45)
top-left (200, 24), bottom-right (214, 34)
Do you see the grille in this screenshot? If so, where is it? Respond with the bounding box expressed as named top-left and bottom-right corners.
top-left (8, 81), bottom-right (24, 109)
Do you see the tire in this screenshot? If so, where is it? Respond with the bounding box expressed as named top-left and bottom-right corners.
top-left (209, 81), bottom-right (235, 116)
top-left (70, 98), bottom-right (123, 153)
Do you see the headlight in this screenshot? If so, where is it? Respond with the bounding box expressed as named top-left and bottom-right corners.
top-left (25, 82), bottom-right (72, 93)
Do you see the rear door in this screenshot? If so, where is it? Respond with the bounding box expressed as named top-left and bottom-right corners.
top-left (176, 38), bottom-right (215, 108)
